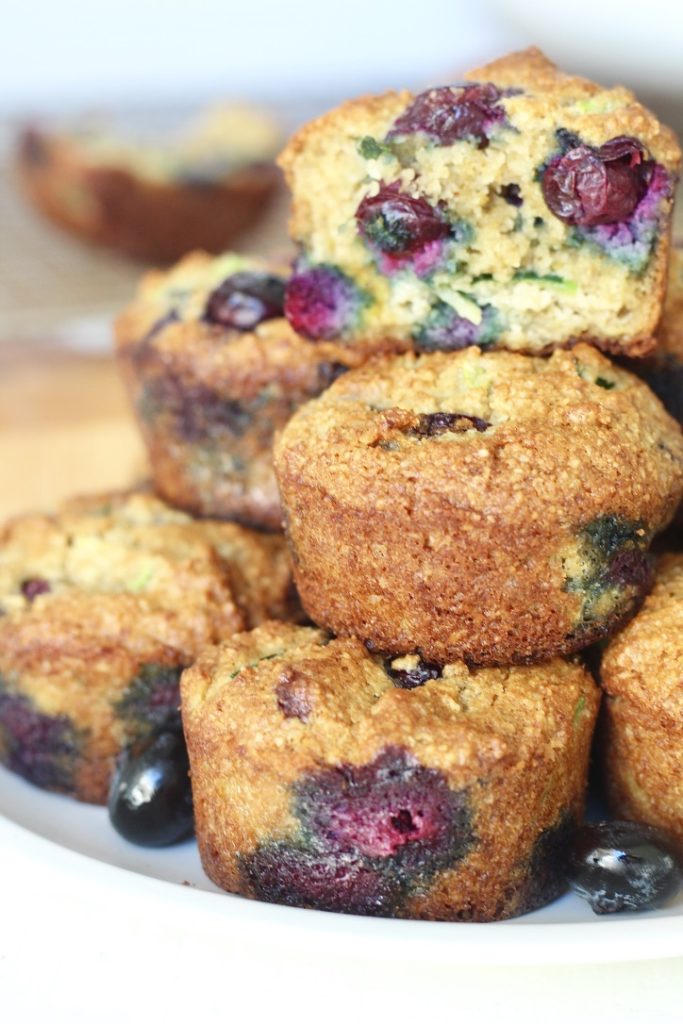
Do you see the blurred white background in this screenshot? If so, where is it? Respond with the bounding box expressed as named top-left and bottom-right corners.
top-left (1, 0), bottom-right (520, 113)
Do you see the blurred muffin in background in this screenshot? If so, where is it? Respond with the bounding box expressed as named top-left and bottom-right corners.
top-left (15, 104), bottom-right (282, 263)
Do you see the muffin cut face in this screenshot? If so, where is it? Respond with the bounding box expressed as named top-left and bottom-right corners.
top-left (181, 623), bottom-right (599, 921)
top-left (274, 344), bottom-right (683, 665)
top-left (279, 48), bottom-right (680, 356)
top-left (116, 251), bottom-right (362, 530)
top-left (601, 553), bottom-right (683, 843)
top-left (0, 489), bottom-right (297, 802)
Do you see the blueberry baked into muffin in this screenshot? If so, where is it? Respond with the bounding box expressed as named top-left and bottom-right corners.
top-left (601, 554), bottom-right (683, 843)
top-left (116, 252), bottom-right (361, 530)
top-left (279, 48), bottom-right (680, 356)
top-left (181, 622), bottom-right (599, 921)
top-left (0, 489), bottom-right (297, 803)
top-left (274, 344), bottom-right (683, 666)
top-left (17, 105), bottom-right (281, 263)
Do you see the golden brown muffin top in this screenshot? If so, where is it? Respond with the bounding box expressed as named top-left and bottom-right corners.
top-left (0, 490), bottom-right (294, 680)
top-left (182, 622), bottom-right (598, 787)
top-left (280, 47), bottom-right (680, 216)
top-left (115, 251), bottom-right (363, 396)
top-left (601, 553), bottom-right (683, 722)
top-left (275, 344), bottom-right (683, 530)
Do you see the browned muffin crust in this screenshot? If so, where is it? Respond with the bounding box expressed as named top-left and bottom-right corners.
top-left (0, 489), bottom-right (297, 803)
top-left (182, 622), bottom-right (599, 921)
top-left (279, 48), bottom-right (679, 357)
top-left (274, 344), bottom-right (683, 665)
top-left (601, 553), bottom-right (683, 841)
top-left (115, 252), bottom-right (364, 530)
top-left (16, 117), bottom-right (279, 263)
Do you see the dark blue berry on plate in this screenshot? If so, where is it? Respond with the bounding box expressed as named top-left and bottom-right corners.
top-left (204, 271), bottom-right (286, 330)
top-left (108, 726), bottom-right (194, 847)
top-left (567, 821), bottom-right (683, 914)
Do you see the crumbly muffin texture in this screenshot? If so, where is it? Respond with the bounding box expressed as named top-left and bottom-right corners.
top-left (274, 344), bottom-right (683, 666)
top-left (0, 489), bottom-right (297, 802)
top-left (116, 251), bottom-right (362, 530)
top-left (601, 553), bottom-right (683, 842)
top-left (279, 48), bottom-right (680, 356)
top-left (181, 622), bottom-right (599, 921)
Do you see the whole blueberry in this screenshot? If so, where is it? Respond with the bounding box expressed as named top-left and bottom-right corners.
top-left (204, 271), bottom-right (285, 330)
top-left (542, 135), bottom-right (651, 226)
top-left (108, 726), bottom-right (193, 847)
top-left (567, 821), bottom-right (683, 914)
top-left (387, 82), bottom-right (514, 147)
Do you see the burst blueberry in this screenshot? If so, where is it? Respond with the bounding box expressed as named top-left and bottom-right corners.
top-left (356, 182), bottom-right (450, 258)
top-left (285, 265), bottom-right (364, 340)
top-left (387, 83), bottom-right (515, 147)
top-left (294, 746), bottom-right (473, 875)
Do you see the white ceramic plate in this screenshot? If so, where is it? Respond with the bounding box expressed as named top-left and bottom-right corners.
top-left (2, 763), bottom-right (683, 967)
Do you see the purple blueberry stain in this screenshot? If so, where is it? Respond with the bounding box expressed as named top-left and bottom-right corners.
top-left (20, 577), bottom-right (51, 601)
top-left (276, 669), bottom-right (313, 723)
top-left (114, 663), bottom-right (184, 737)
top-left (516, 812), bottom-right (577, 915)
top-left (284, 264), bottom-right (367, 341)
top-left (387, 83), bottom-right (518, 148)
top-left (0, 685), bottom-right (81, 792)
top-left (566, 514), bottom-right (652, 626)
top-left (242, 841), bottom-right (403, 916)
top-left (204, 271), bottom-right (286, 331)
top-left (139, 373), bottom-right (254, 442)
top-left (414, 299), bottom-right (501, 351)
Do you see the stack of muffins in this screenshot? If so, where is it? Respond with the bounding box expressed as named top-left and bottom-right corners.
top-left (3, 47), bottom-right (683, 921)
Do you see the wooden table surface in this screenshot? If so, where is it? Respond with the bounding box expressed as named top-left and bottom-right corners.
top-left (0, 338), bottom-right (146, 519)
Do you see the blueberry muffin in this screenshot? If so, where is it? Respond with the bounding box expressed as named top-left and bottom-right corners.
top-left (17, 105), bottom-right (280, 263)
top-left (629, 247), bottom-right (683, 428)
top-left (601, 553), bottom-right (683, 843)
top-left (116, 252), bottom-right (362, 530)
top-left (181, 622), bottom-right (599, 921)
top-left (0, 489), bottom-right (297, 803)
top-left (274, 344), bottom-right (683, 666)
top-left (279, 48), bottom-right (679, 356)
